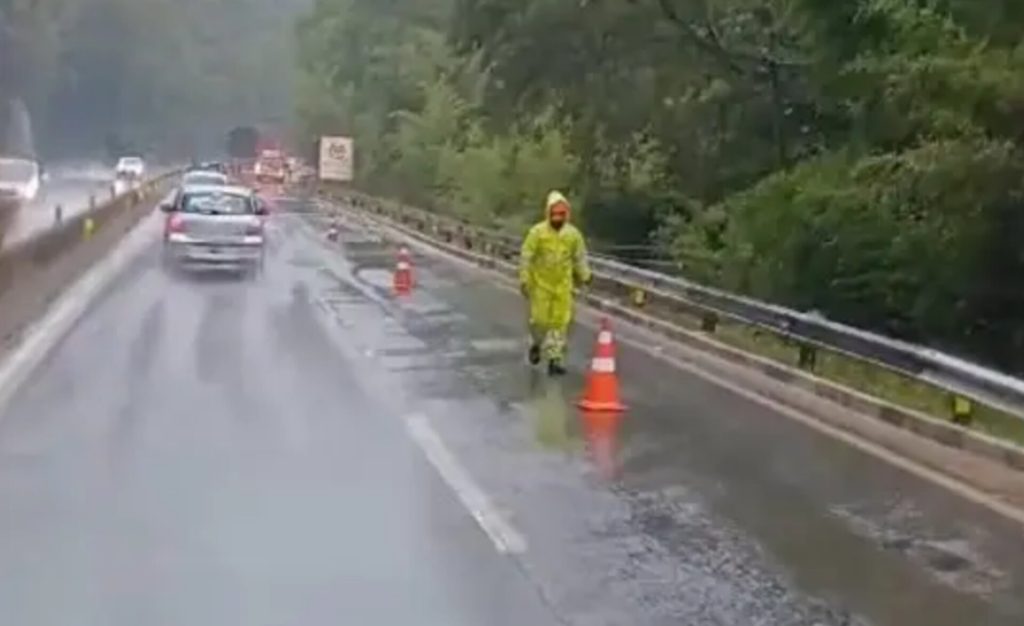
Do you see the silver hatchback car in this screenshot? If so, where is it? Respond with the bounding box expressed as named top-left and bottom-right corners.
top-left (161, 184), bottom-right (268, 276)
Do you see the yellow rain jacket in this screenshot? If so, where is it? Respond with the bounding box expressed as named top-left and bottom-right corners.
top-left (519, 191), bottom-right (592, 331)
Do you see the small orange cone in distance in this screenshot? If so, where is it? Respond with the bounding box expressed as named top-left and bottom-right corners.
top-left (393, 246), bottom-right (413, 296)
top-left (399, 247), bottom-right (415, 288)
top-left (578, 317), bottom-right (626, 412)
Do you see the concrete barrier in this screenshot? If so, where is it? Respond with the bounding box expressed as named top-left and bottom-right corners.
top-left (0, 174), bottom-right (176, 358)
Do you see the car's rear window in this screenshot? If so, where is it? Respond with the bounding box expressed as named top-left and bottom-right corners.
top-left (183, 173), bottom-right (229, 186)
top-left (181, 192), bottom-right (254, 215)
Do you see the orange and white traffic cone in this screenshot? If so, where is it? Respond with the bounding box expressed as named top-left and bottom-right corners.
top-left (393, 246), bottom-right (414, 296)
top-left (400, 247), bottom-right (415, 287)
top-left (578, 317), bottom-right (626, 412)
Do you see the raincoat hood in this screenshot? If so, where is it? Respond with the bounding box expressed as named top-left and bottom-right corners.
top-left (545, 191), bottom-right (571, 220)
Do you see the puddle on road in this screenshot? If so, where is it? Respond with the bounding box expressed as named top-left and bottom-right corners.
top-left (620, 490), bottom-right (872, 626)
top-left (830, 503), bottom-right (1008, 596)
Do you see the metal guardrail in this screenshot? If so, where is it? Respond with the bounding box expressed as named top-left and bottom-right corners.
top-left (324, 187), bottom-right (1024, 421)
top-left (587, 254), bottom-right (1024, 418)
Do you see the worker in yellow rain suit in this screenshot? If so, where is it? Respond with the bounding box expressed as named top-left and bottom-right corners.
top-left (519, 191), bottom-right (592, 375)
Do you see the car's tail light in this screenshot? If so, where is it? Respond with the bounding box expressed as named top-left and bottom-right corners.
top-left (165, 213), bottom-right (185, 236)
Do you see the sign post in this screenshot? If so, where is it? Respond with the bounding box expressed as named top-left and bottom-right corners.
top-left (319, 136), bottom-right (354, 182)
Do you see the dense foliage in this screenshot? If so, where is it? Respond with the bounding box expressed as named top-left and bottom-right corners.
top-left (295, 0), bottom-right (1024, 371)
top-left (1, 0), bottom-right (308, 157)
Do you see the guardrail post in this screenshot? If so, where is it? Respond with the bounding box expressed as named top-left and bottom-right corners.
top-left (798, 343), bottom-right (817, 371)
top-left (54, 204), bottom-right (63, 224)
top-left (950, 394), bottom-right (974, 426)
top-left (701, 312), bottom-right (719, 333)
top-left (89, 195), bottom-right (96, 210)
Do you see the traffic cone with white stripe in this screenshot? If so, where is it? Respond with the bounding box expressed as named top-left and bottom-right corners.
top-left (578, 317), bottom-right (626, 412)
top-left (393, 246), bottom-right (414, 296)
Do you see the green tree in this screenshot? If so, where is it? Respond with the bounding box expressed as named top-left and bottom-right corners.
top-left (294, 0), bottom-right (1024, 370)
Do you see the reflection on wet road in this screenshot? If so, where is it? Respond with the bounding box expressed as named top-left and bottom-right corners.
top-left (0, 198), bottom-right (1023, 625)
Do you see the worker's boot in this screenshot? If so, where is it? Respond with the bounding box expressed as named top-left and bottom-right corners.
top-left (547, 359), bottom-right (567, 376)
top-left (546, 329), bottom-right (567, 375)
top-left (527, 344), bottom-right (542, 366)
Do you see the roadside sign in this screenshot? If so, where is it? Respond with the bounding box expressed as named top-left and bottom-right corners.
top-left (319, 136), bottom-right (354, 182)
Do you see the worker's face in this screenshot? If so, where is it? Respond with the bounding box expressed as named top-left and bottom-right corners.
top-left (549, 203), bottom-right (569, 230)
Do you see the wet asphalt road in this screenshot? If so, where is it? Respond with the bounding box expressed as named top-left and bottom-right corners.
top-left (1, 198), bottom-right (1023, 625)
top-left (1, 166), bottom-right (113, 248)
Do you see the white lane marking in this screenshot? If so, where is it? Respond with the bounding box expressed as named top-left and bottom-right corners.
top-left (405, 413), bottom-right (527, 555)
top-left (0, 213), bottom-right (160, 416)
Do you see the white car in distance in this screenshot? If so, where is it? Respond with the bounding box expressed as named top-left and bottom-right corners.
top-left (0, 157), bottom-right (42, 210)
top-left (113, 156), bottom-right (146, 196)
top-left (115, 156), bottom-right (145, 178)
